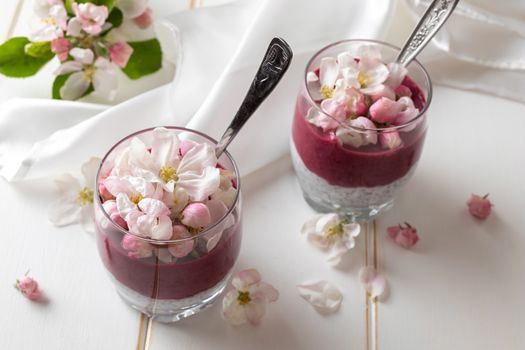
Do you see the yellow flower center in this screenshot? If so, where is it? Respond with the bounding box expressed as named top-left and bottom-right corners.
top-left (44, 18), bottom-right (57, 25)
top-left (83, 66), bottom-right (94, 82)
top-left (357, 71), bottom-right (369, 87)
top-left (325, 220), bottom-right (347, 239)
top-left (237, 291), bottom-right (251, 305)
top-left (129, 194), bottom-right (144, 205)
top-left (79, 36), bottom-right (93, 49)
top-left (159, 166), bottom-right (178, 183)
top-left (320, 85), bottom-right (334, 99)
top-left (77, 187), bottom-right (94, 206)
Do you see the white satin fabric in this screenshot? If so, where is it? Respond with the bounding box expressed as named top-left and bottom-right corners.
top-left (0, 0), bottom-right (392, 181)
top-left (405, 0), bottom-right (525, 102)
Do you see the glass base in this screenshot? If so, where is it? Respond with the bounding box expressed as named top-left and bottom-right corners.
top-left (303, 191), bottom-right (393, 222)
top-left (112, 273), bottom-right (230, 323)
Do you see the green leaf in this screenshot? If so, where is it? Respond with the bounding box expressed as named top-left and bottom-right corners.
top-left (122, 39), bottom-right (162, 80)
top-left (106, 7), bottom-right (123, 29)
top-left (52, 73), bottom-right (94, 100)
top-left (26, 41), bottom-right (52, 58)
top-left (0, 37), bottom-right (54, 78)
top-left (52, 73), bottom-right (70, 99)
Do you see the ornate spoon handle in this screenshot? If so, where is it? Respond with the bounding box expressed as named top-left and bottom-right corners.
top-left (215, 37), bottom-right (293, 158)
top-left (396, 0), bottom-right (459, 66)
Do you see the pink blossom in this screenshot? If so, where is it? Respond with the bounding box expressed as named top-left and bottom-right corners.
top-left (167, 225), bottom-right (194, 258)
top-left (98, 178), bottom-right (114, 201)
top-left (72, 2), bottom-right (109, 35)
top-left (121, 234), bottom-right (153, 259)
top-left (379, 131), bottom-right (402, 150)
top-left (345, 88), bottom-right (367, 116)
top-left (387, 222), bottom-right (419, 248)
top-left (222, 269), bottom-right (279, 325)
top-left (108, 42), bottom-right (133, 68)
top-left (102, 200), bottom-right (127, 229)
top-left (125, 198), bottom-right (173, 240)
top-left (467, 194), bottom-right (493, 220)
top-left (179, 140), bottom-right (197, 158)
top-left (181, 203), bottom-right (211, 228)
top-left (369, 97), bottom-right (405, 124)
top-left (51, 37), bottom-right (70, 62)
top-left (133, 7), bottom-right (153, 29)
top-left (320, 97), bottom-right (347, 123)
top-left (15, 275), bottom-right (42, 301)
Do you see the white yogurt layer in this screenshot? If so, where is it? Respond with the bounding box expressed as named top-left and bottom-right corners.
top-left (290, 141), bottom-right (415, 209)
top-left (112, 272), bottom-right (230, 320)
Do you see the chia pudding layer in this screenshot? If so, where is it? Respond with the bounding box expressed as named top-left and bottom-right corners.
top-left (291, 141), bottom-right (416, 208)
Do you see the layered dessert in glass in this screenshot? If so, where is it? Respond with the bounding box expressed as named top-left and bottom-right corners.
top-left (291, 40), bottom-right (432, 221)
top-left (94, 127), bottom-right (241, 322)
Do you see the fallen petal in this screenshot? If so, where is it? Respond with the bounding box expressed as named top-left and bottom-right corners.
top-left (359, 266), bottom-right (387, 299)
top-left (297, 280), bottom-right (343, 314)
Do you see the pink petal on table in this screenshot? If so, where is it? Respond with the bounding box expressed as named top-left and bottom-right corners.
top-left (467, 194), bottom-right (493, 220)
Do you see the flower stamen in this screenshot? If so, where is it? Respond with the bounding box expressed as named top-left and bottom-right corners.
top-left (159, 166), bottom-right (178, 183)
top-left (320, 85), bottom-right (334, 99)
top-left (325, 220), bottom-right (346, 238)
top-left (357, 71), bottom-right (369, 87)
top-left (129, 194), bottom-right (144, 205)
top-left (77, 187), bottom-right (94, 205)
top-left (237, 291), bottom-right (251, 305)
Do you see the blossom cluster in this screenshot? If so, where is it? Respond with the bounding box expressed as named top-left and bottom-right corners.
top-left (0, 0), bottom-right (160, 101)
top-left (306, 45), bottom-right (421, 150)
top-left (37, 0), bottom-right (153, 100)
top-left (98, 127), bottom-right (238, 262)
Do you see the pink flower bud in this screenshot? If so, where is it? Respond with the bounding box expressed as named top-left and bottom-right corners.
top-left (102, 200), bottom-right (127, 228)
top-left (121, 234), bottom-right (153, 259)
top-left (369, 97), bottom-right (405, 124)
top-left (181, 203), bottom-right (211, 228)
top-left (387, 223), bottom-right (419, 248)
top-left (168, 225), bottom-right (194, 258)
top-left (467, 194), bottom-right (492, 220)
top-left (51, 37), bottom-right (70, 62)
top-left (379, 131), bottom-right (402, 150)
top-left (133, 7), bottom-right (153, 29)
top-left (16, 275), bottom-right (41, 301)
top-left (108, 42), bottom-right (133, 68)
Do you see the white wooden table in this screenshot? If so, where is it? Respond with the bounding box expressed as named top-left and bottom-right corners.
top-left (2, 1), bottom-right (525, 349)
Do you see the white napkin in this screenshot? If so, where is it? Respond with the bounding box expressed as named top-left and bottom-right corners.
top-left (405, 0), bottom-right (525, 102)
top-left (0, 0), bottom-right (392, 181)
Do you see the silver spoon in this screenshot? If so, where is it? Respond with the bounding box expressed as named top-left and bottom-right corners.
top-left (215, 37), bottom-right (293, 158)
top-left (396, 0), bottom-right (459, 66)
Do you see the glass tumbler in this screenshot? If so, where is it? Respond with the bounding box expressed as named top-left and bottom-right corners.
top-left (94, 127), bottom-right (242, 322)
top-left (291, 39), bottom-right (432, 221)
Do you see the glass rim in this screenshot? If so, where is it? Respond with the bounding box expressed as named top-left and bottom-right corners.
top-left (94, 126), bottom-right (241, 245)
top-left (303, 38), bottom-right (433, 133)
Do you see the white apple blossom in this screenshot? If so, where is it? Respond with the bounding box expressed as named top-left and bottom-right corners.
top-left (54, 48), bottom-right (118, 101)
top-left (128, 127), bottom-right (220, 200)
top-left (48, 157), bottom-right (100, 233)
top-left (30, 0), bottom-right (68, 42)
top-left (222, 269), bottom-right (279, 326)
top-left (301, 213), bottom-right (360, 266)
